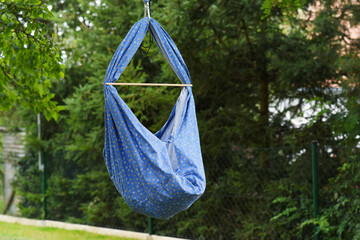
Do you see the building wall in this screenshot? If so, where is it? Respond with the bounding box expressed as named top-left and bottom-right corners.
top-left (1, 127), bottom-right (26, 215)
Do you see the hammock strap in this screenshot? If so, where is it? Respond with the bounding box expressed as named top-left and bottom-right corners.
top-left (149, 20), bottom-right (191, 84)
top-left (104, 19), bottom-right (149, 84)
top-left (104, 18), bottom-right (191, 85)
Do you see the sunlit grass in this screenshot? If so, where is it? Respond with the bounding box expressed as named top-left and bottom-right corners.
top-left (0, 222), bottom-right (137, 240)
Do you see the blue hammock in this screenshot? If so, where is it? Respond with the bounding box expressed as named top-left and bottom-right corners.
top-left (103, 16), bottom-right (206, 220)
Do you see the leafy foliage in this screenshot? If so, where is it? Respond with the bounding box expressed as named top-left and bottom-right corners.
top-left (0, 0), bottom-right (64, 120)
top-left (261, 0), bottom-right (307, 18)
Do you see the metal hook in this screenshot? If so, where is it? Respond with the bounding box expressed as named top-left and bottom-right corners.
top-left (144, 1), bottom-right (151, 19)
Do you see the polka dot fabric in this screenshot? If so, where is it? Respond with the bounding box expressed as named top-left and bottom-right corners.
top-left (103, 17), bottom-right (206, 220)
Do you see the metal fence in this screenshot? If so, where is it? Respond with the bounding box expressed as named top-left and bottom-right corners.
top-left (2, 142), bottom-right (359, 240)
top-left (153, 143), bottom-right (319, 239)
top-left (147, 142), bottom-right (356, 240)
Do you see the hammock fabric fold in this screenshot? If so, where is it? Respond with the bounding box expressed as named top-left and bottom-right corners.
top-left (103, 17), bottom-right (206, 220)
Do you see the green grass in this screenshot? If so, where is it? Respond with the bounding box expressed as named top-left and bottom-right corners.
top-left (0, 222), bottom-right (137, 240)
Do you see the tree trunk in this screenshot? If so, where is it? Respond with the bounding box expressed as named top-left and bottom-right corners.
top-left (259, 71), bottom-right (270, 168)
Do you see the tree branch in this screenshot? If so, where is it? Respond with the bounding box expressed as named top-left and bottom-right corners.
top-left (241, 18), bottom-right (255, 60)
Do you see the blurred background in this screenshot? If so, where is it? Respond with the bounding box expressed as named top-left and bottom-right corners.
top-left (1, 0), bottom-right (360, 239)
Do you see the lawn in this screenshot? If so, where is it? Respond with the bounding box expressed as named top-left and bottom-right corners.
top-left (0, 222), bottom-right (137, 240)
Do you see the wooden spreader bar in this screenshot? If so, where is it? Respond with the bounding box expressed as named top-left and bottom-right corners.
top-left (105, 83), bottom-right (192, 87)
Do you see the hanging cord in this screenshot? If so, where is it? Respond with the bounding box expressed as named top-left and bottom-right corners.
top-left (140, 31), bottom-right (153, 55)
top-left (140, 0), bottom-right (153, 55)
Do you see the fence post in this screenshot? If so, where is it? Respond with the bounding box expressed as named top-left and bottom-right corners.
top-left (311, 140), bottom-right (319, 240)
top-left (38, 113), bottom-right (47, 220)
top-left (148, 216), bottom-right (153, 235)
top-left (42, 152), bottom-right (47, 220)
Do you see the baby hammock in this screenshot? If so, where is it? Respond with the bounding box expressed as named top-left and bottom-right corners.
top-left (103, 10), bottom-right (206, 219)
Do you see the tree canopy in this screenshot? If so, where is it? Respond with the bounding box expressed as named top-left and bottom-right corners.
top-left (0, 0), bottom-right (64, 120)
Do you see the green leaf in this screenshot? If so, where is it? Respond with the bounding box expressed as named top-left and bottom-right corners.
top-left (59, 71), bottom-right (65, 78)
